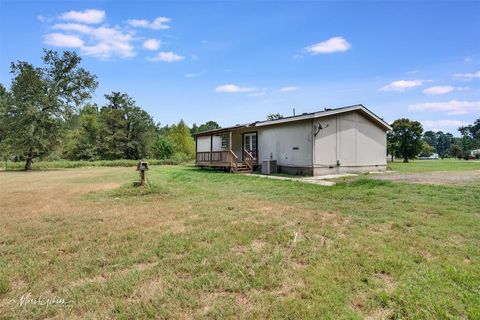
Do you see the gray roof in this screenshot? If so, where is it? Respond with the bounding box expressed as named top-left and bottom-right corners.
top-left (194, 104), bottom-right (391, 136)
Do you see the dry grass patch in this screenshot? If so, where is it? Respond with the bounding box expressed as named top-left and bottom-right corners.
top-left (0, 165), bottom-right (479, 319)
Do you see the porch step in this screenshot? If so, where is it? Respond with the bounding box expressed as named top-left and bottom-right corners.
top-left (235, 162), bottom-right (252, 173)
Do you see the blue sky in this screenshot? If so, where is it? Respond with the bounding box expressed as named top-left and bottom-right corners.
top-left (1, 1), bottom-right (479, 134)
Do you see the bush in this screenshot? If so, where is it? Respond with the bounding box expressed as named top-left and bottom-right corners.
top-left (173, 152), bottom-right (190, 163)
top-left (152, 136), bottom-right (176, 160)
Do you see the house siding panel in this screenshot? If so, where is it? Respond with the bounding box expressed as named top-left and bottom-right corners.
top-left (257, 120), bottom-right (313, 167)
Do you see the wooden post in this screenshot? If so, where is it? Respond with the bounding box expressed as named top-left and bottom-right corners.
top-left (210, 134), bottom-right (213, 164)
top-left (140, 170), bottom-right (145, 186)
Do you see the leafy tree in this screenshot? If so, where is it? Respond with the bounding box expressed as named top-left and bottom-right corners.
top-left (457, 118), bottom-right (480, 158)
top-left (423, 131), bottom-right (437, 149)
top-left (419, 140), bottom-right (435, 157)
top-left (152, 136), bottom-right (176, 159)
top-left (190, 121), bottom-right (221, 135)
top-left (4, 50), bottom-right (97, 170)
top-left (387, 131), bottom-right (398, 161)
top-left (63, 104), bottom-right (101, 160)
top-left (168, 120), bottom-right (195, 159)
top-left (267, 113), bottom-right (284, 120)
top-left (388, 118), bottom-right (423, 163)
top-left (436, 131), bottom-right (452, 159)
top-left (98, 92), bottom-right (156, 160)
top-left (0, 84), bottom-right (14, 168)
top-left (449, 144), bottom-right (463, 159)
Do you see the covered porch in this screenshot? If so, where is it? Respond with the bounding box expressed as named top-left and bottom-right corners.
top-left (195, 127), bottom-right (258, 173)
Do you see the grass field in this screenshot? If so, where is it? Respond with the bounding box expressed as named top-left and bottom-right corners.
top-left (0, 162), bottom-right (479, 319)
top-left (388, 159), bottom-right (480, 173)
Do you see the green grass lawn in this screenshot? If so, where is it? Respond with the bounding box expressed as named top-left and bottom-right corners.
top-left (0, 163), bottom-right (479, 319)
top-left (388, 158), bottom-right (480, 173)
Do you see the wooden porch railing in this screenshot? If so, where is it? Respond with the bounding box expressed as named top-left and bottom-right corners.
top-left (196, 150), bottom-right (238, 168)
top-left (244, 149), bottom-right (254, 171)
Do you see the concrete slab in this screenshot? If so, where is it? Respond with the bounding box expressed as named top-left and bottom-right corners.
top-left (247, 174), bottom-right (336, 186)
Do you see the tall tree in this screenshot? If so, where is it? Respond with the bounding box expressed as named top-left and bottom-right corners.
top-left (63, 104), bottom-right (101, 160)
top-left (388, 118), bottom-right (423, 163)
top-left (423, 131), bottom-right (437, 149)
top-left (436, 131), bottom-right (452, 159)
top-left (5, 50), bottom-right (97, 170)
top-left (99, 92), bottom-right (156, 160)
top-left (0, 84), bottom-right (13, 168)
top-left (190, 121), bottom-right (221, 135)
top-left (168, 120), bottom-right (195, 159)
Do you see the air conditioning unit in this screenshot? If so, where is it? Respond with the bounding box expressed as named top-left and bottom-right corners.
top-left (262, 159), bottom-right (277, 175)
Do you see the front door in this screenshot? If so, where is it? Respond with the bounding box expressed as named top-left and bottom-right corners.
top-left (243, 132), bottom-right (257, 161)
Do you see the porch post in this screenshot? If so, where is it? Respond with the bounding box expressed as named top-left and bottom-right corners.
top-left (229, 131), bottom-right (232, 151)
top-left (210, 134), bottom-right (213, 164)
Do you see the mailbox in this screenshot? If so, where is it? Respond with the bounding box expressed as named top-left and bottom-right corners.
top-left (137, 161), bottom-right (149, 171)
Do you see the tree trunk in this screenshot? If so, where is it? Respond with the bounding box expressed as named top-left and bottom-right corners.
top-left (25, 157), bottom-right (33, 171)
top-left (403, 158), bottom-right (409, 163)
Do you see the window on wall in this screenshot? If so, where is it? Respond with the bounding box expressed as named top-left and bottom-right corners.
top-left (221, 134), bottom-right (229, 149)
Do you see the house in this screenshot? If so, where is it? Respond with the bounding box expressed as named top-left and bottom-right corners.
top-left (194, 104), bottom-right (392, 175)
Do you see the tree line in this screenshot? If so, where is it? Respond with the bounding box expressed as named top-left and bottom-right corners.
top-left (387, 118), bottom-right (480, 162)
top-left (0, 50), bottom-right (219, 170)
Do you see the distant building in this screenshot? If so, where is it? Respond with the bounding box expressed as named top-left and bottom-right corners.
top-left (419, 153), bottom-right (439, 160)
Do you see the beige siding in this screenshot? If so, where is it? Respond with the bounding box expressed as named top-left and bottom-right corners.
top-left (196, 135), bottom-right (226, 152)
top-left (313, 115), bottom-right (337, 166)
top-left (257, 120), bottom-right (313, 167)
top-left (313, 111), bottom-right (387, 168)
top-left (196, 136), bottom-right (211, 152)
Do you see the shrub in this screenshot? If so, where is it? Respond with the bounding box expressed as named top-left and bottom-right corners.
top-left (152, 136), bottom-right (176, 160)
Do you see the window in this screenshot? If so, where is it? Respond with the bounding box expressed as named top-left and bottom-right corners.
top-left (221, 134), bottom-right (229, 149)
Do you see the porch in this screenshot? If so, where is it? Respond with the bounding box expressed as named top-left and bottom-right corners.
top-left (195, 128), bottom-right (258, 173)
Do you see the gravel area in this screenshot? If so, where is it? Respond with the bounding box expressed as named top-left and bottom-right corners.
top-left (370, 170), bottom-right (480, 186)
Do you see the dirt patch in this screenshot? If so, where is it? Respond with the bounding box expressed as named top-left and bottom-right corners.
top-left (373, 272), bottom-right (396, 293)
top-left (251, 240), bottom-right (267, 253)
top-left (370, 170), bottom-right (480, 186)
top-left (199, 290), bottom-right (254, 316)
top-left (350, 272), bottom-right (396, 319)
top-left (129, 277), bottom-right (163, 302)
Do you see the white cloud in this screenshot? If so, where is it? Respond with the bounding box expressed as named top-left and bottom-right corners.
top-left (60, 9), bottom-right (105, 24)
top-left (453, 71), bottom-right (480, 80)
top-left (305, 37), bottom-right (351, 55)
top-left (215, 84), bottom-right (256, 93)
top-left (422, 86), bottom-right (455, 95)
top-left (464, 57), bottom-right (472, 63)
top-left (422, 86), bottom-right (470, 95)
top-left (279, 86), bottom-right (299, 92)
top-left (45, 24), bottom-right (136, 59)
top-left (42, 11), bottom-right (180, 60)
top-left (53, 23), bottom-right (93, 34)
top-left (381, 80), bottom-right (426, 92)
top-left (148, 51), bottom-right (184, 62)
top-left (142, 39), bottom-right (161, 51)
top-left (127, 17), bottom-right (171, 30)
top-left (409, 100), bottom-right (480, 115)
top-left (44, 33), bottom-right (84, 48)
top-left (82, 27), bottom-right (135, 59)
top-left (421, 120), bottom-right (469, 131)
